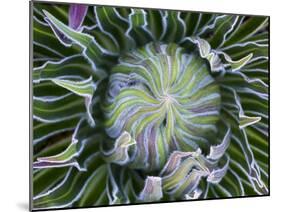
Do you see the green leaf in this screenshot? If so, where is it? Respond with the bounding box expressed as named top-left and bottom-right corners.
top-left (207, 156), bottom-right (229, 184)
top-left (208, 15), bottom-right (238, 48)
top-left (32, 4), bottom-right (269, 206)
top-left (160, 11), bottom-right (186, 42)
top-left (223, 16), bottom-right (268, 47)
top-left (102, 131), bottom-right (136, 165)
top-left (220, 89), bottom-right (268, 194)
top-left (43, 9), bottom-right (118, 69)
top-left (34, 2), bottom-right (68, 23)
top-left (33, 117), bottom-right (79, 145)
top-left (239, 115), bottom-right (261, 129)
top-left (189, 37), bottom-right (225, 72)
top-left (34, 119), bottom-right (87, 170)
top-left (36, 142), bottom-right (77, 163)
top-left (146, 10), bottom-right (164, 40)
top-left (33, 168), bottom-right (69, 197)
top-left (33, 142), bottom-right (84, 170)
top-left (33, 55), bottom-right (96, 83)
top-left (33, 15), bottom-right (80, 67)
top-left (160, 150), bottom-right (230, 198)
top-left (52, 77), bottom-right (96, 127)
top-left (138, 176), bottom-right (163, 202)
top-left (183, 12), bottom-right (203, 36)
top-left (221, 42), bottom-right (268, 61)
top-left (207, 125), bottom-right (231, 160)
top-left (52, 77), bottom-right (94, 98)
top-left (34, 135), bottom-right (71, 160)
top-left (196, 15), bottom-right (225, 36)
top-left (221, 52), bottom-right (253, 71)
top-left (76, 165), bottom-right (108, 207)
top-left (232, 88), bottom-right (262, 128)
top-left (94, 6), bottom-right (132, 52)
top-left (33, 154), bottom-right (107, 209)
top-left (126, 9), bottom-right (154, 46)
top-left (33, 93), bottom-right (85, 123)
top-left (184, 188), bottom-right (202, 200)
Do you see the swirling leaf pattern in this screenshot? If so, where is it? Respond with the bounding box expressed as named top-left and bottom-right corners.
top-left (31, 2), bottom-right (269, 210)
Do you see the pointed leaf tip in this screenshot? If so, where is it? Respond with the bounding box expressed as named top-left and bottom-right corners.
top-left (139, 176), bottom-right (163, 202)
top-left (239, 115), bottom-right (261, 129)
top-left (207, 126), bottom-right (231, 160)
top-left (52, 77), bottom-right (96, 127)
top-left (222, 52), bottom-right (253, 72)
top-left (102, 131), bottom-right (136, 165)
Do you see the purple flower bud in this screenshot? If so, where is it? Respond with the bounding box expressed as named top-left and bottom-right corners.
top-left (69, 4), bottom-right (88, 31)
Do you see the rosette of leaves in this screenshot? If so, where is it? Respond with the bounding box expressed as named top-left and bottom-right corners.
top-left (32, 2), bottom-right (269, 210)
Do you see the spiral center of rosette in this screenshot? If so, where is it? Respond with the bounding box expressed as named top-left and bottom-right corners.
top-left (104, 42), bottom-right (221, 171)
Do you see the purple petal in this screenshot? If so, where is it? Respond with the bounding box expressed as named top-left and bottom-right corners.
top-left (69, 4), bottom-right (88, 30)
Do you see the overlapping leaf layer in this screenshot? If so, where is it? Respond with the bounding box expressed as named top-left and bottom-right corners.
top-left (32, 2), bottom-right (269, 210)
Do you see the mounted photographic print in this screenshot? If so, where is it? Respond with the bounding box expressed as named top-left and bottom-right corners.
top-left (30, 0), bottom-right (269, 211)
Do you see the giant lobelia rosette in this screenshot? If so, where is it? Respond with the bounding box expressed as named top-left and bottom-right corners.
top-left (32, 2), bottom-right (269, 210)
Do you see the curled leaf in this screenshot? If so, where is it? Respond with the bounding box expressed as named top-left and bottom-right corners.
top-left (219, 51), bottom-right (253, 71)
top-left (33, 119), bottom-right (86, 170)
top-left (52, 77), bottom-right (96, 127)
top-left (138, 176), bottom-right (163, 202)
top-left (184, 188), bottom-right (202, 200)
top-left (207, 125), bottom-right (231, 160)
top-left (207, 156), bottom-right (230, 184)
top-left (188, 37), bottom-right (225, 72)
top-left (232, 88), bottom-right (262, 128)
top-left (102, 131), bottom-right (136, 165)
top-left (239, 115), bottom-right (261, 129)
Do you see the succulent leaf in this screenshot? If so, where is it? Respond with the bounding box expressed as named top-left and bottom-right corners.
top-left (32, 3), bottom-right (269, 209)
top-left (138, 176), bottom-right (163, 202)
top-left (102, 131), bottom-right (136, 165)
